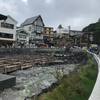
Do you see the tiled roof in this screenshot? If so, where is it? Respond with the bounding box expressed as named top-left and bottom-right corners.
top-left (21, 15), bottom-right (39, 26)
top-left (0, 14), bottom-right (7, 20)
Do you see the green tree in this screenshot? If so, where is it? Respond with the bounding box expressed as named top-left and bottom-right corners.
top-left (82, 19), bottom-right (100, 44)
top-left (58, 24), bottom-right (63, 29)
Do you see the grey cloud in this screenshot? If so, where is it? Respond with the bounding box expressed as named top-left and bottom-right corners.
top-left (0, 0), bottom-right (100, 30)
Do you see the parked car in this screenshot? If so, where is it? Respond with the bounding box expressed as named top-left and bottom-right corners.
top-left (89, 44), bottom-right (99, 54)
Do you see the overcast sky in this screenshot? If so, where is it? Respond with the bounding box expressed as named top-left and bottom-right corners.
top-left (0, 0), bottom-right (100, 30)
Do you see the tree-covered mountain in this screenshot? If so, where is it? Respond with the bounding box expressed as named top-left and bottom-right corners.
top-left (82, 20), bottom-right (100, 44)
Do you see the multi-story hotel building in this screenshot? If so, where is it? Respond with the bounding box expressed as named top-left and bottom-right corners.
top-left (19, 15), bottom-right (45, 47)
top-left (0, 14), bottom-right (17, 48)
top-left (43, 27), bottom-right (54, 38)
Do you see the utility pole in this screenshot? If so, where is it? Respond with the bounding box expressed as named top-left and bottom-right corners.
top-left (68, 26), bottom-right (71, 46)
top-left (68, 26), bottom-right (71, 35)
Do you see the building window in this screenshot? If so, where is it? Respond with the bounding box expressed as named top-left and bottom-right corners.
top-left (29, 26), bottom-right (31, 31)
top-left (34, 25), bottom-right (43, 33)
top-left (0, 32), bottom-right (13, 39)
top-left (19, 35), bottom-right (26, 39)
top-left (1, 22), bottom-right (14, 29)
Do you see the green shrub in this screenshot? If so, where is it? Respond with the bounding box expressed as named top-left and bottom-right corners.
top-left (39, 54), bottom-right (98, 100)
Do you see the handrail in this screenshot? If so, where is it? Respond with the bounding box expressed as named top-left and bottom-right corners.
top-left (88, 51), bottom-right (100, 100)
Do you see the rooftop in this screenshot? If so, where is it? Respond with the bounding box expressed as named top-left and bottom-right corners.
top-left (21, 15), bottom-right (40, 26)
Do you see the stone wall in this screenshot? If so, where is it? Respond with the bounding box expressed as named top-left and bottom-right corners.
top-left (0, 48), bottom-right (65, 56)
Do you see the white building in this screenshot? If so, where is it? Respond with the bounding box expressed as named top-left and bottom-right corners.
top-left (0, 14), bottom-right (17, 48)
top-left (19, 15), bottom-right (45, 47)
top-left (70, 30), bottom-right (83, 37)
top-left (16, 27), bottom-right (29, 48)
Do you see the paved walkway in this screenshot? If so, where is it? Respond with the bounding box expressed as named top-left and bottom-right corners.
top-left (89, 52), bottom-right (100, 100)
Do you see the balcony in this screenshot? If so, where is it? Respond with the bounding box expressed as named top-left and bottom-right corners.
top-left (0, 37), bottom-right (15, 41)
top-left (30, 35), bottom-right (43, 40)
